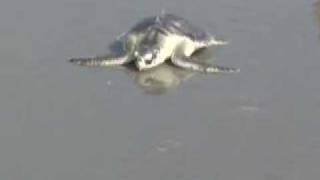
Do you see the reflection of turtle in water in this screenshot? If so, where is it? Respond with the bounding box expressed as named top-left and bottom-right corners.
top-left (69, 13), bottom-right (239, 73)
top-left (134, 63), bottom-right (190, 95)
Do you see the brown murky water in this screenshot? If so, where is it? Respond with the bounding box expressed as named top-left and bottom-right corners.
top-left (1, 0), bottom-right (320, 179)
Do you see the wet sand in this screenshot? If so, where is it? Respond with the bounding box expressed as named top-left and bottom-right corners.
top-left (1, 0), bottom-right (320, 179)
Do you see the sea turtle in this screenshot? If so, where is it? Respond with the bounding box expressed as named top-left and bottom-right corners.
top-left (69, 13), bottom-right (239, 73)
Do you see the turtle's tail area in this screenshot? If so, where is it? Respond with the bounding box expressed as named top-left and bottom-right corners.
top-left (69, 55), bottom-right (128, 67)
top-left (205, 65), bottom-right (240, 74)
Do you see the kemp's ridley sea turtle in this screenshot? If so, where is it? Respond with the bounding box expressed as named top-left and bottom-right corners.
top-left (69, 13), bottom-right (239, 73)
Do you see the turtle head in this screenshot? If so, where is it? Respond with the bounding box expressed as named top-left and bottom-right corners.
top-left (134, 45), bottom-right (164, 71)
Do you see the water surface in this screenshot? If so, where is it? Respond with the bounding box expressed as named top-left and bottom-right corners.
top-left (1, 0), bottom-right (320, 179)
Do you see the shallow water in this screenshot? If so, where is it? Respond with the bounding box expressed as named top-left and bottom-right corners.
top-left (1, 0), bottom-right (320, 179)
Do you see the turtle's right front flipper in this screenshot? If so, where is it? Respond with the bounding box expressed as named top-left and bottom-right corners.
top-left (69, 54), bottom-right (131, 67)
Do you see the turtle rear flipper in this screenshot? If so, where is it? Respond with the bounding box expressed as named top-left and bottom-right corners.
top-left (69, 54), bottom-right (131, 67)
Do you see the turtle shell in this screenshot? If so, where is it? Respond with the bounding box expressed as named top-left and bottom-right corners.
top-left (129, 13), bottom-right (212, 42)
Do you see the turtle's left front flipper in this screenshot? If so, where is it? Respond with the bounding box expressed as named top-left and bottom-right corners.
top-left (69, 54), bottom-right (131, 67)
top-left (171, 52), bottom-right (239, 74)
